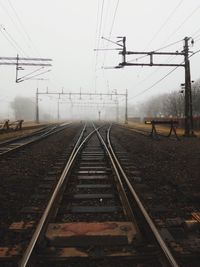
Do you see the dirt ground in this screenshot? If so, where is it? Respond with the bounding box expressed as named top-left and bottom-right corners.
top-left (0, 122), bottom-right (47, 142)
top-left (111, 123), bottom-right (200, 266)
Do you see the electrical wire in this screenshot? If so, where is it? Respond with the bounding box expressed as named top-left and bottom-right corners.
top-left (194, 38), bottom-right (200, 44)
top-left (17, 67), bottom-right (44, 81)
top-left (17, 69), bottom-right (51, 83)
top-left (0, 27), bottom-right (20, 57)
top-left (143, 0), bottom-right (184, 50)
top-left (0, 26), bottom-right (26, 57)
top-left (2, 27), bottom-right (28, 57)
top-left (129, 55), bottom-right (178, 88)
top-left (191, 27), bottom-right (200, 38)
top-left (189, 48), bottom-right (200, 58)
top-left (126, 48), bottom-right (200, 102)
top-left (102, 0), bottom-right (120, 67)
top-left (108, 0), bottom-right (120, 38)
top-left (126, 39), bottom-right (183, 63)
top-left (94, 0), bottom-right (105, 92)
top-left (134, 1), bottom-right (183, 80)
top-left (0, 0), bottom-right (31, 55)
top-left (101, 0), bottom-right (112, 38)
top-left (129, 66), bottom-right (180, 101)
top-left (163, 5), bottom-right (200, 43)
top-left (7, 0), bottom-right (41, 56)
top-left (0, 0), bottom-right (52, 86)
top-left (129, 3), bottom-right (199, 90)
top-left (95, 0), bottom-right (105, 71)
top-left (94, 0), bottom-right (101, 91)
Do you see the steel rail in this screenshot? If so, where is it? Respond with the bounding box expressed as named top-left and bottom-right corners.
top-left (0, 123), bottom-right (72, 156)
top-left (19, 123), bottom-right (102, 267)
top-left (92, 123), bottom-right (140, 231)
top-left (0, 125), bottom-right (53, 146)
top-left (107, 124), bottom-right (179, 267)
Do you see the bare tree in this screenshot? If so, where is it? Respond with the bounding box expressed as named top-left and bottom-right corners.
top-left (10, 97), bottom-right (35, 121)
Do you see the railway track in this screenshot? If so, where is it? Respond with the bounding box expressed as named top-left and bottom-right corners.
top-left (0, 123), bottom-right (179, 267)
top-left (0, 122), bottom-right (71, 156)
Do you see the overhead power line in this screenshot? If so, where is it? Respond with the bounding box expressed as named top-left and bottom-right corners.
top-left (102, 0), bottom-right (120, 67)
top-left (134, 0), bottom-right (183, 79)
top-left (7, 0), bottom-right (41, 56)
top-left (129, 65), bottom-right (179, 101)
top-left (121, 47), bottom-right (200, 102)
top-left (191, 26), bottom-right (200, 38)
top-left (0, 1), bottom-right (31, 55)
top-left (108, 0), bottom-right (120, 38)
top-left (127, 39), bottom-right (183, 63)
top-left (164, 5), bottom-right (200, 42)
top-left (95, 0), bottom-right (105, 71)
top-left (144, 0), bottom-right (184, 50)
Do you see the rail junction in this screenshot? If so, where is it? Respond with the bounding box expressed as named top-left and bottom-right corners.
top-left (0, 122), bottom-right (199, 267)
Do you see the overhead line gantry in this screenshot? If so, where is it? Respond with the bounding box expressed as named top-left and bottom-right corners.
top-left (36, 89), bottom-right (128, 124)
top-left (0, 55), bottom-right (52, 83)
top-left (101, 36), bottom-right (194, 136)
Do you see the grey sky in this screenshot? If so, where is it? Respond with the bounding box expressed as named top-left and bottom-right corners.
top-left (0, 0), bottom-right (200, 118)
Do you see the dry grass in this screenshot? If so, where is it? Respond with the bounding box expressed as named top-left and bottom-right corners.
top-left (0, 122), bottom-right (46, 142)
top-left (126, 121), bottom-right (200, 137)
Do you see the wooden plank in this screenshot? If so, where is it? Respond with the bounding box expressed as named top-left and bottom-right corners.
top-left (69, 206), bottom-right (119, 213)
top-left (9, 221), bottom-right (35, 231)
top-left (0, 246), bottom-right (21, 258)
top-left (76, 184), bottom-right (112, 189)
top-left (77, 170), bottom-right (109, 174)
top-left (46, 222), bottom-right (136, 246)
top-left (77, 175), bottom-right (108, 180)
top-left (41, 247), bottom-right (153, 259)
top-left (72, 193), bottom-right (114, 200)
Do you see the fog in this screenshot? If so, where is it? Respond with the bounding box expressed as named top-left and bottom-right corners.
top-left (0, 1), bottom-right (200, 122)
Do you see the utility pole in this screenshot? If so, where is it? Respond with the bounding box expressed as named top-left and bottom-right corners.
top-left (35, 88), bottom-right (39, 124)
top-left (184, 37), bottom-right (191, 136)
top-left (184, 37), bottom-right (194, 135)
top-left (110, 36), bottom-right (194, 136)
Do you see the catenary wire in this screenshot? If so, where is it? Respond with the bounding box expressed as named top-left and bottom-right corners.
top-left (163, 5), bottom-right (200, 43)
top-left (7, 0), bottom-right (41, 56)
top-left (124, 48), bottom-right (200, 102)
top-left (128, 66), bottom-right (180, 101)
top-left (0, 25), bottom-right (28, 60)
top-left (102, 0), bottom-right (120, 67)
top-left (126, 39), bottom-right (183, 63)
top-left (94, 0), bottom-right (105, 92)
top-left (0, 1), bottom-right (31, 55)
top-left (143, 0), bottom-right (184, 50)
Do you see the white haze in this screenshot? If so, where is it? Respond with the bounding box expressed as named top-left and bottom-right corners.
top-left (0, 0), bottom-right (200, 121)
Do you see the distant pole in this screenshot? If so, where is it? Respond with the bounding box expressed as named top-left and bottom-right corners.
top-left (125, 89), bottom-right (128, 124)
top-left (36, 88), bottom-right (39, 123)
top-left (116, 101), bottom-right (119, 122)
top-left (184, 37), bottom-right (190, 136)
top-left (188, 63), bottom-right (194, 134)
top-left (57, 99), bottom-right (60, 121)
top-left (15, 54), bottom-right (19, 83)
top-left (98, 110), bottom-right (101, 121)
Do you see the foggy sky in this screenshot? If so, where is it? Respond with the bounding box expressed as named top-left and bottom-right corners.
top-left (0, 0), bottom-right (200, 119)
